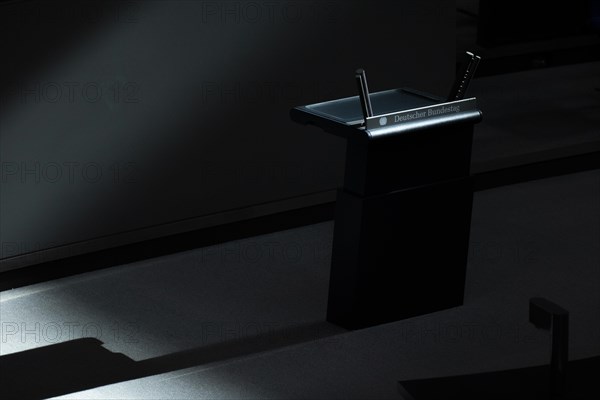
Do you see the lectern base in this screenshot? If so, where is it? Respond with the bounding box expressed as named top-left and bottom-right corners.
top-left (327, 178), bottom-right (473, 330)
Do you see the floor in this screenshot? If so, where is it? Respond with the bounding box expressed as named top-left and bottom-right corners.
top-left (1, 168), bottom-right (598, 399)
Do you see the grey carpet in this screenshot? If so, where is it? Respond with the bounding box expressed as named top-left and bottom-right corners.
top-left (1, 169), bottom-right (598, 399)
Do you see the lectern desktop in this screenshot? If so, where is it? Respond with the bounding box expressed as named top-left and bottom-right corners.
top-left (290, 53), bottom-right (482, 329)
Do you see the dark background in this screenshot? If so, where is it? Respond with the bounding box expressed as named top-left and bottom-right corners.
top-left (0, 2), bottom-right (599, 398)
top-left (0, 0), bottom-right (455, 271)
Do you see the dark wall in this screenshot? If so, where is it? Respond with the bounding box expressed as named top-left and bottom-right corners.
top-left (478, 0), bottom-right (594, 46)
top-left (0, 0), bottom-right (456, 268)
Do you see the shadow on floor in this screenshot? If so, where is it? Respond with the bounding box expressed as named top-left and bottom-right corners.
top-left (0, 321), bottom-right (344, 400)
top-left (0, 338), bottom-right (136, 400)
top-left (398, 356), bottom-right (600, 399)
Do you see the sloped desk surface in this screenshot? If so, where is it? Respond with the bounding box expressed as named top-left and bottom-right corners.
top-left (290, 88), bottom-right (482, 139)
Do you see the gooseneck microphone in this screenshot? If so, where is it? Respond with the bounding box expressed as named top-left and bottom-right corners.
top-left (448, 51), bottom-right (481, 101)
top-left (355, 68), bottom-right (374, 121)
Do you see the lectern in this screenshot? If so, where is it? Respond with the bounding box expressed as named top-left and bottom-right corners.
top-left (291, 53), bottom-right (482, 329)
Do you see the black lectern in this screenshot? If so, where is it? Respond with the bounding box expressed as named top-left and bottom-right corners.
top-left (291, 56), bottom-right (482, 329)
